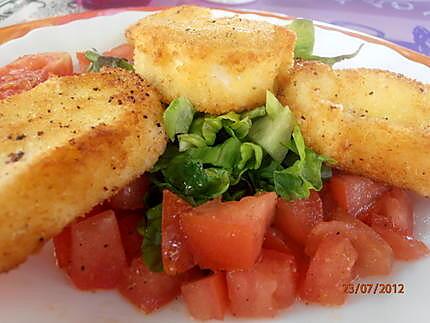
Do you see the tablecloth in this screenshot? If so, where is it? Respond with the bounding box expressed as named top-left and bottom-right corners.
top-left (0, 0), bottom-right (429, 55)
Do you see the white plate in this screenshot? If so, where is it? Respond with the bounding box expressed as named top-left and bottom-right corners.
top-left (0, 8), bottom-right (429, 323)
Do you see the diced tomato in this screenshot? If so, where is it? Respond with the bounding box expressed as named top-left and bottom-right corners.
top-left (117, 212), bottom-right (144, 264)
top-left (181, 273), bottom-right (229, 320)
top-left (329, 207), bottom-right (353, 222)
top-left (263, 227), bottom-right (309, 273)
top-left (368, 188), bottom-right (414, 236)
top-left (68, 210), bottom-right (127, 290)
top-left (274, 191), bottom-right (323, 245)
top-left (103, 43), bottom-right (134, 61)
top-left (53, 205), bottom-right (109, 269)
top-left (0, 52), bottom-right (73, 99)
top-left (161, 190), bottom-right (194, 275)
top-left (320, 185), bottom-right (338, 219)
top-left (268, 252), bottom-right (298, 309)
top-left (302, 235), bottom-right (358, 305)
top-left (181, 192), bottom-right (277, 271)
top-left (226, 249), bottom-right (297, 317)
top-left (76, 52), bottom-right (90, 73)
top-left (53, 226), bottom-right (72, 270)
top-left (118, 257), bottom-right (181, 313)
top-left (306, 219), bottom-right (393, 276)
top-left (328, 175), bottom-right (388, 217)
top-left (86, 203), bottom-right (109, 217)
top-left (264, 227), bottom-right (294, 255)
top-left (372, 226), bottom-right (429, 261)
top-left (178, 266), bottom-right (206, 284)
top-left (109, 175), bottom-right (149, 210)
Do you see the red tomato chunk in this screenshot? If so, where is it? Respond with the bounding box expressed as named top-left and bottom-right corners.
top-left (302, 235), bottom-right (357, 305)
top-left (274, 191), bottom-right (323, 245)
top-left (53, 226), bottom-right (72, 270)
top-left (76, 44), bottom-right (134, 74)
top-left (180, 192), bottom-right (277, 271)
top-left (0, 52), bottom-right (73, 99)
top-left (109, 175), bottom-right (149, 210)
top-left (182, 273), bottom-right (229, 320)
top-left (117, 212), bottom-right (144, 264)
top-left (263, 227), bottom-right (293, 255)
top-left (161, 190), bottom-right (194, 275)
top-left (372, 226), bottom-right (429, 261)
top-left (368, 188), bottom-right (414, 236)
top-left (76, 52), bottom-right (90, 73)
top-left (227, 249), bottom-right (297, 317)
top-left (118, 257), bottom-right (181, 314)
top-left (306, 219), bottom-right (393, 276)
top-left (328, 174), bottom-right (388, 217)
top-left (103, 43), bottom-right (134, 61)
top-left (66, 210), bottom-right (127, 290)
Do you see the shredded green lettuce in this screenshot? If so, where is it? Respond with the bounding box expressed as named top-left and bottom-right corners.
top-left (307, 44), bottom-right (364, 66)
top-left (140, 204), bottom-right (163, 272)
top-left (241, 106), bottom-right (266, 119)
top-left (142, 93), bottom-right (334, 271)
top-left (288, 19), bottom-right (315, 58)
top-left (238, 143), bottom-right (263, 172)
top-left (84, 50), bottom-right (134, 72)
top-left (288, 19), bottom-right (363, 65)
top-left (273, 126), bottom-right (330, 200)
top-left (178, 133), bottom-right (207, 152)
top-left (151, 92), bottom-right (332, 205)
top-left (163, 97), bottom-right (195, 141)
top-left (248, 91), bottom-right (295, 162)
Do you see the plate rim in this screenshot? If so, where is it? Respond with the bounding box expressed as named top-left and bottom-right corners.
top-left (0, 5), bottom-right (429, 323)
top-left (0, 5), bottom-right (429, 68)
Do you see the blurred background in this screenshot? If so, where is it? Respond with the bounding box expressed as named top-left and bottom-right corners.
top-left (0, 0), bottom-right (429, 55)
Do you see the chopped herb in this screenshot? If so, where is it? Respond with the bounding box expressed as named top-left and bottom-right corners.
top-left (139, 204), bottom-right (163, 272)
top-left (288, 19), bottom-right (363, 65)
top-left (150, 91), bottom-right (333, 206)
top-left (84, 50), bottom-right (134, 72)
top-left (163, 97), bottom-right (195, 141)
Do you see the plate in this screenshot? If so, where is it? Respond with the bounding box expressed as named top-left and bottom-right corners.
top-left (0, 7), bottom-right (429, 323)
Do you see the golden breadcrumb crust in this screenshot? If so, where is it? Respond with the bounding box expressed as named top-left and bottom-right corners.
top-left (280, 61), bottom-right (430, 196)
top-left (127, 6), bottom-right (296, 114)
top-left (0, 68), bottom-right (167, 272)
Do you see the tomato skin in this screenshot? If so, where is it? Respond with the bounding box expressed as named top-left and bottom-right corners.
top-left (226, 249), bottom-right (297, 317)
top-left (306, 219), bottom-right (393, 276)
top-left (302, 235), bottom-right (358, 305)
top-left (263, 227), bottom-right (293, 255)
top-left (181, 273), bottom-right (229, 320)
top-left (178, 266), bottom-right (206, 284)
top-left (0, 53), bottom-right (73, 99)
top-left (53, 205), bottom-right (109, 269)
top-left (274, 191), bottom-right (323, 245)
top-left (76, 44), bottom-right (133, 74)
top-left (368, 188), bottom-right (414, 236)
top-left (181, 192), bottom-right (277, 271)
top-left (267, 250), bottom-right (298, 309)
top-left (161, 190), bottom-right (194, 275)
top-left (109, 175), bottom-right (149, 210)
top-left (372, 226), bottom-right (429, 261)
top-left (0, 52), bottom-right (72, 76)
top-left (103, 43), bottom-right (134, 61)
top-left (117, 212), bottom-right (144, 264)
top-left (53, 226), bottom-right (72, 270)
top-left (263, 227), bottom-right (309, 286)
top-left (118, 257), bottom-right (181, 314)
top-left (320, 185), bottom-right (338, 219)
top-left (76, 52), bottom-right (90, 73)
top-left (68, 210), bottom-right (127, 290)
top-left (328, 175), bottom-right (388, 217)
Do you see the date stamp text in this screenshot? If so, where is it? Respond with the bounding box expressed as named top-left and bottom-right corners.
top-left (343, 283), bottom-right (405, 295)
